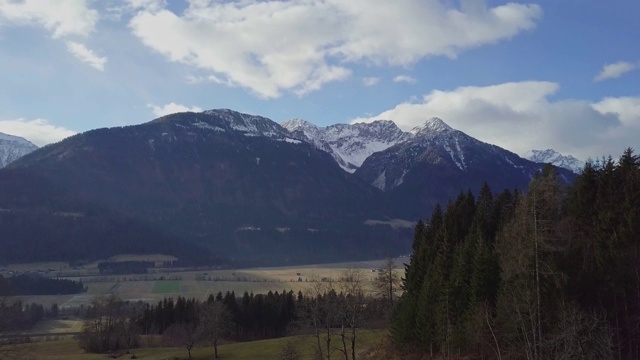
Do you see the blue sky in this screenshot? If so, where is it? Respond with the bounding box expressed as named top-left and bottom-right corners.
top-left (0, 0), bottom-right (638, 161)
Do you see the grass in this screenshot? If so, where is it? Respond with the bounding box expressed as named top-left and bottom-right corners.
top-left (4, 256), bottom-right (397, 358)
top-left (151, 280), bottom-right (181, 294)
top-left (8, 257), bottom-right (405, 310)
top-left (27, 319), bottom-right (83, 334)
top-left (24, 329), bottom-right (387, 360)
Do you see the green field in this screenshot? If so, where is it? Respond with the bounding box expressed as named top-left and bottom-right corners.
top-left (151, 280), bottom-right (181, 294)
top-left (5, 258), bottom-right (399, 359)
top-left (9, 258), bottom-right (405, 310)
top-left (24, 329), bottom-right (387, 360)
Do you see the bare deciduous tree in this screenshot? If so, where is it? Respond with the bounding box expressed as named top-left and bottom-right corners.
top-left (79, 295), bottom-right (126, 354)
top-left (339, 268), bottom-right (366, 360)
top-left (0, 301), bottom-right (30, 360)
top-left (545, 303), bottom-right (614, 360)
top-left (198, 300), bottom-right (232, 359)
top-left (119, 318), bottom-right (141, 354)
top-left (163, 323), bottom-right (198, 360)
top-left (373, 258), bottom-right (401, 311)
top-left (302, 277), bottom-right (337, 360)
top-left (140, 324), bottom-right (159, 348)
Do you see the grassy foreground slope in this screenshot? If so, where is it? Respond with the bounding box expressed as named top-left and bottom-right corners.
top-left (26, 329), bottom-right (386, 360)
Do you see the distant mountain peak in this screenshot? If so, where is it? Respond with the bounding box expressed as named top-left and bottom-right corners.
top-left (282, 119), bottom-right (412, 173)
top-left (0, 131), bottom-right (39, 168)
top-left (281, 118), bottom-right (318, 129)
top-left (410, 117), bottom-right (453, 135)
top-left (352, 119), bottom-right (397, 129)
top-left (524, 149), bottom-right (584, 174)
top-left (281, 118), bottom-right (322, 139)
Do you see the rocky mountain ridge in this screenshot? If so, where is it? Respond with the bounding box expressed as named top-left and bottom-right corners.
top-left (524, 149), bottom-right (584, 174)
top-left (282, 118), bottom-right (412, 172)
top-left (0, 132), bottom-right (38, 168)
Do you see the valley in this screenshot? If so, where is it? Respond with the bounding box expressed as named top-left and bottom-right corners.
top-left (0, 1), bottom-right (635, 358)
top-left (5, 256), bottom-right (405, 321)
top-left (2, 256), bottom-right (401, 359)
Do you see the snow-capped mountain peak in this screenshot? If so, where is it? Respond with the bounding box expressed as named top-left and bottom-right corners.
top-left (281, 118), bottom-right (316, 130)
top-left (0, 132), bottom-right (39, 168)
top-left (281, 118), bottom-right (323, 139)
top-left (282, 119), bottom-right (412, 173)
top-left (410, 117), bottom-right (452, 135)
top-left (524, 149), bottom-right (584, 174)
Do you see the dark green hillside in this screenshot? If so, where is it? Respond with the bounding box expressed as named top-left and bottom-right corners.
top-left (1, 110), bottom-right (407, 265)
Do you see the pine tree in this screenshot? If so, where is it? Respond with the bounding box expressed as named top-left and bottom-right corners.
top-left (414, 256), bottom-right (445, 355)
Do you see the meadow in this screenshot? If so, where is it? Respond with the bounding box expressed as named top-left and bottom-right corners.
top-left (3, 257), bottom-right (400, 359)
top-left (7, 256), bottom-right (405, 309)
top-left (24, 329), bottom-right (388, 360)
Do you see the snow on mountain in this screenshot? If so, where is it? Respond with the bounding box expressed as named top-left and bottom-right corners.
top-left (355, 117), bottom-right (579, 193)
top-left (152, 108), bottom-right (302, 144)
top-left (200, 109), bottom-right (292, 138)
top-left (282, 116), bottom-right (471, 176)
top-left (174, 110), bottom-right (580, 181)
top-left (524, 149), bottom-right (584, 174)
top-left (281, 119), bottom-right (324, 141)
top-left (0, 132), bottom-right (38, 168)
top-left (410, 117), bottom-right (453, 135)
top-left (355, 119), bottom-right (475, 190)
top-left (282, 119), bottom-right (412, 173)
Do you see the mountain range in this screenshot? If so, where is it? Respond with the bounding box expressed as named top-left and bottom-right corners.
top-left (0, 109), bottom-right (577, 266)
top-left (524, 149), bottom-right (584, 174)
top-left (282, 119), bottom-right (412, 173)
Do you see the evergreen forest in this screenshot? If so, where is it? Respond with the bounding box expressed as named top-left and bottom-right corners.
top-left (391, 148), bottom-right (640, 359)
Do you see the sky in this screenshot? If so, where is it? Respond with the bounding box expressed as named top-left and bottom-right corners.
top-left (0, 0), bottom-right (638, 161)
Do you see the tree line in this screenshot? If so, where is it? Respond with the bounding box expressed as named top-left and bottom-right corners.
top-left (391, 148), bottom-right (640, 359)
top-left (135, 290), bottom-right (296, 341)
top-left (79, 265), bottom-right (399, 360)
top-left (0, 301), bottom-right (54, 331)
top-left (0, 274), bottom-right (84, 296)
top-left (1, 296), bottom-right (61, 360)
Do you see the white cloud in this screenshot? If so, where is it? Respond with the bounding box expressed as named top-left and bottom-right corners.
top-left (393, 75), bottom-right (417, 84)
top-left (185, 75), bottom-right (206, 84)
top-left (362, 77), bottom-right (381, 86)
top-left (594, 61), bottom-right (637, 82)
top-left (65, 41), bottom-right (107, 71)
top-left (352, 81), bottom-right (639, 160)
top-left (148, 103), bottom-right (203, 117)
top-left (128, 0), bottom-right (541, 98)
top-left (0, 0), bottom-right (98, 38)
top-left (592, 96), bottom-right (640, 126)
top-left (0, 1), bottom-right (108, 70)
top-left (294, 66), bottom-right (351, 96)
top-left (0, 118), bottom-right (76, 146)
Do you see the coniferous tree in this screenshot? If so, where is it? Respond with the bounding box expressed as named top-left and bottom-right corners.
top-left (390, 150), bottom-right (639, 358)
